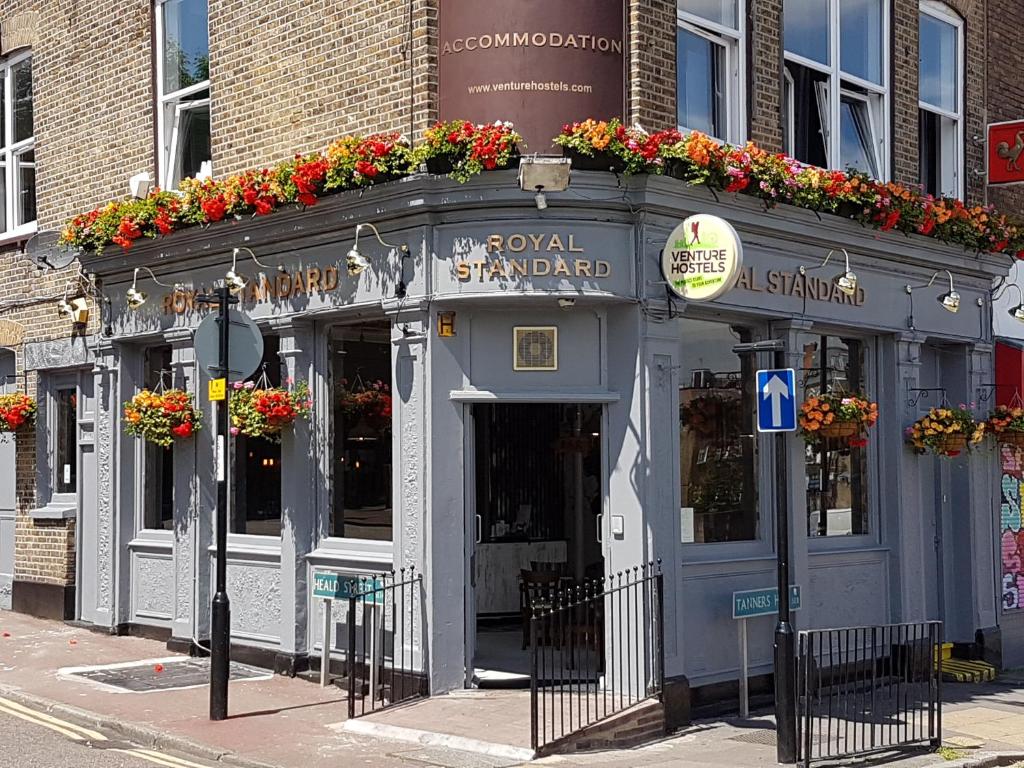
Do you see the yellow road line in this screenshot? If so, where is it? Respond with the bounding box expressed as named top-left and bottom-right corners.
top-left (114, 749), bottom-right (211, 768)
top-left (0, 696), bottom-right (106, 741)
top-left (130, 748), bottom-right (213, 768)
top-left (0, 700), bottom-right (89, 741)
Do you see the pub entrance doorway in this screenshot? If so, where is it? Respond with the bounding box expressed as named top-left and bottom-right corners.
top-left (467, 402), bottom-right (605, 687)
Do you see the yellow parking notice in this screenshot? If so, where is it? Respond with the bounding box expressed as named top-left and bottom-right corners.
top-left (208, 378), bottom-right (226, 402)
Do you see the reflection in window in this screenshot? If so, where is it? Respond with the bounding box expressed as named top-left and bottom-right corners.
top-left (331, 323), bottom-right (393, 541)
top-left (231, 336), bottom-right (282, 536)
top-left (142, 346), bottom-right (174, 531)
top-left (677, 1), bottom-right (743, 143)
top-left (679, 321), bottom-right (758, 543)
top-left (0, 54), bottom-right (35, 233)
top-left (918, 4), bottom-right (962, 197)
top-left (55, 387), bottom-right (77, 494)
top-left (800, 335), bottom-right (869, 537)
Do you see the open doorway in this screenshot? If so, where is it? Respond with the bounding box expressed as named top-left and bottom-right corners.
top-left (470, 403), bottom-right (604, 686)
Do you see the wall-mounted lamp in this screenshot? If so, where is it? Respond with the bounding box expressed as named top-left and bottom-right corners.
top-left (129, 171), bottom-right (154, 199)
top-left (518, 156), bottom-right (571, 211)
top-left (798, 249), bottom-right (857, 297)
top-left (226, 246), bottom-right (284, 294)
top-left (906, 269), bottom-right (961, 313)
top-left (994, 281), bottom-right (1024, 322)
top-left (346, 223), bottom-right (411, 296)
top-left (57, 295), bottom-right (90, 325)
top-left (557, 297), bottom-right (576, 310)
top-left (127, 266), bottom-right (182, 310)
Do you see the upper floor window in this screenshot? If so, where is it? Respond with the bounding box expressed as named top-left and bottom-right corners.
top-left (0, 52), bottom-right (35, 236)
top-left (677, 1), bottom-right (745, 143)
top-left (156, 0), bottom-right (211, 188)
top-left (784, 0), bottom-right (888, 179)
top-left (919, 2), bottom-right (962, 198)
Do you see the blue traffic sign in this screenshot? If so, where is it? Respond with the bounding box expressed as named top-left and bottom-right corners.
top-left (756, 368), bottom-right (797, 433)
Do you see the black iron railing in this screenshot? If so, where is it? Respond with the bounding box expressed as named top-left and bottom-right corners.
top-left (797, 621), bottom-right (942, 767)
top-left (347, 567), bottom-right (427, 718)
top-left (530, 561), bottom-right (665, 753)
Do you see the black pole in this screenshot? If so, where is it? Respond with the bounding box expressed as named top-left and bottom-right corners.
top-left (773, 345), bottom-right (797, 764)
top-left (210, 285), bottom-right (233, 721)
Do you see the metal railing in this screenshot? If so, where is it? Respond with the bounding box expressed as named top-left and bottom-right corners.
top-left (530, 561), bottom-right (665, 753)
top-left (797, 621), bottom-right (942, 766)
top-left (347, 567), bottom-right (427, 718)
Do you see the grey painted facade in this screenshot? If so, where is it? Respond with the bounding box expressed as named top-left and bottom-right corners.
top-left (52, 171), bottom-right (1009, 693)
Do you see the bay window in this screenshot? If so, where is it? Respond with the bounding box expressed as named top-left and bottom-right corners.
top-left (0, 51), bottom-right (35, 236)
top-left (784, 0), bottom-right (888, 179)
top-left (677, 1), bottom-right (744, 143)
top-left (156, 0), bottom-right (211, 188)
top-left (919, 2), bottom-right (963, 198)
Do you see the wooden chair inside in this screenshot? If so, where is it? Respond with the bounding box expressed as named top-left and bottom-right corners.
top-left (520, 569), bottom-right (561, 649)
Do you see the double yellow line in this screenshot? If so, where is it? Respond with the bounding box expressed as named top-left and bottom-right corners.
top-left (0, 696), bottom-right (212, 768)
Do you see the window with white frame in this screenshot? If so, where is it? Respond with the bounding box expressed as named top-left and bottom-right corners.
top-left (783, 0), bottom-right (889, 179)
top-left (677, 0), bottom-right (745, 143)
top-left (156, 0), bottom-right (211, 188)
top-left (919, 2), bottom-right (963, 198)
top-left (0, 51), bottom-right (35, 237)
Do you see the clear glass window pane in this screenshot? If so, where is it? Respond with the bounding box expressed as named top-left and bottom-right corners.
top-left (840, 96), bottom-right (878, 176)
top-left (0, 73), bottom-right (6, 149)
top-left (143, 346), bottom-right (174, 531)
top-left (331, 322), bottom-right (393, 541)
top-left (230, 336), bottom-right (282, 537)
top-left (919, 108), bottom-right (957, 198)
top-left (12, 58), bottom-right (32, 144)
top-left (16, 148), bottom-right (35, 226)
top-left (919, 12), bottom-right (957, 113)
top-left (677, 28), bottom-right (726, 138)
top-left (55, 387), bottom-right (77, 494)
top-left (175, 101), bottom-right (211, 183)
top-left (840, 0), bottom-right (883, 84)
top-left (786, 63), bottom-right (830, 168)
top-left (784, 0), bottom-right (830, 65)
top-left (799, 336), bottom-right (869, 537)
top-left (680, 0), bottom-right (738, 29)
top-left (0, 162), bottom-right (8, 233)
top-left (161, 0), bottom-right (210, 94)
top-left (680, 321), bottom-right (758, 544)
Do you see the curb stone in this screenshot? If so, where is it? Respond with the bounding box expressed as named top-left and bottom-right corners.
top-left (943, 752), bottom-right (1024, 768)
top-left (0, 684), bottom-right (281, 768)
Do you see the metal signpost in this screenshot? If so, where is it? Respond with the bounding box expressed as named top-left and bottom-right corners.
top-left (194, 287), bottom-right (263, 722)
top-left (312, 571), bottom-right (384, 689)
top-left (732, 585), bottom-right (801, 718)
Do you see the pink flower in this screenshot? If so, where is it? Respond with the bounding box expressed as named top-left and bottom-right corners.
top-left (233, 381), bottom-right (244, 390)
top-left (230, 426), bottom-right (240, 436)
top-left (286, 376), bottom-right (294, 385)
top-left (244, 381), bottom-right (255, 390)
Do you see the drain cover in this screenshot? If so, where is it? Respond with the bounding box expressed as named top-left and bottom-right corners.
top-left (729, 729), bottom-right (779, 746)
top-left (61, 658), bottom-right (270, 692)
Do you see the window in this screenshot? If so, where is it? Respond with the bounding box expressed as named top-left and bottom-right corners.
top-left (156, 0), bottom-right (211, 188)
top-left (679, 321), bottom-right (759, 543)
top-left (784, 0), bottom-right (888, 178)
top-left (677, 1), bottom-right (744, 142)
top-left (142, 346), bottom-right (174, 531)
top-left (54, 387), bottom-right (77, 495)
top-left (330, 323), bottom-right (393, 541)
top-left (919, 2), bottom-right (962, 198)
top-left (230, 336), bottom-right (281, 536)
top-left (799, 335), bottom-right (869, 537)
top-left (0, 51), bottom-right (35, 236)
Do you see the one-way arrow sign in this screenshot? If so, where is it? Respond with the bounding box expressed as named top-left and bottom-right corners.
top-left (756, 368), bottom-right (797, 433)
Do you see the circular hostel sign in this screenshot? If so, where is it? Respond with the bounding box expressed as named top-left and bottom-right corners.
top-left (661, 214), bottom-right (743, 302)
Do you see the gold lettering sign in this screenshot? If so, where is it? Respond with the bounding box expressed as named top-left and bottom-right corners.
top-left (161, 266), bottom-right (341, 315)
top-left (441, 32), bottom-right (623, 56)
top-left (0, 318), bottom-right (25, 346)
top-left (456, 232), bottom-right (608, 283)
top-left (735, 266), bottom-right (866, 306)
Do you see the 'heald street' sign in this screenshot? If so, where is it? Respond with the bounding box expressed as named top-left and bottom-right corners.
top-left (732, 585), bottom-right (802, 619)
top-left (661, 214), bottom-right (743, 302)
top-left (312, 570), bottom-right (384, 604)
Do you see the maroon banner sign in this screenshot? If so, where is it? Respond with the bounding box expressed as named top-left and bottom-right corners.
top-left (438, 0), bottom-right (626, 153)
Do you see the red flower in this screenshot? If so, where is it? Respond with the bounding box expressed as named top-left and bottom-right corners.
top-left (297, 192), bottom-right (317, 207)
top-left (154, 209), bottom-right (174, 235)
top-left (254, 196), bottom-right (274, 216)
top-left (725, 177), bottom-right (750, 194)
top-left (918, 217), bottom-right (935, 236)
top-left (201, 197), bottom-right (227, 222)
top-left (880, 210), bottom-right (901, 231)
top-left (355, 160), bottom-right (378, 178)
top-left (848, 437), bottom-right (868, 448)
top-left (171, 421), bottom-right (193, 439)
top-left (242, 187), bottom-right (259, 206)
top-left (994, 239), bottom-right (1010, 252)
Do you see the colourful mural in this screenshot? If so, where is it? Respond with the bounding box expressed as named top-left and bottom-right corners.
top-left (1001, 444), bottom-right (1024, 611)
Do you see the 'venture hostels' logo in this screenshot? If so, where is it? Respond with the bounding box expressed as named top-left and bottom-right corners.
top-left (661, 214), bottom-right (743, 303)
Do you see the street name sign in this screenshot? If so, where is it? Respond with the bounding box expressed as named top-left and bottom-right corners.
top-left (732, 585), bottom-right (802, 619)
top-left (756, 368), bottom-right (797, 433)
top-left (312, 570), bottom-right (384, 604)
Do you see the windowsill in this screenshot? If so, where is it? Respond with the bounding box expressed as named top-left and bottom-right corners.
top-left (0, 221), bottom-right (38, 249)
top-left (29, 500), bottom-right (76, 520)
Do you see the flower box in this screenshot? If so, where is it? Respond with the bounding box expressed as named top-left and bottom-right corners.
top-left (562, 146), bottom-right (626, 174)
top-left (817, 420), bottom-right (862, 440)
top-left (425, 155), bottom-right (455, 176)
top-left (935, 434), bottom-right (968, 455)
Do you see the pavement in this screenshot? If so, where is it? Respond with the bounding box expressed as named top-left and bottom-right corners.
top-left (2, 611), bottom-right (1024, 768)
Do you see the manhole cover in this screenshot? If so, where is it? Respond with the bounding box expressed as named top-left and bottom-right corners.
top-left (729, 729), bottom-right (778, 746)
top-left (60, 658), bottom-right (271, 692)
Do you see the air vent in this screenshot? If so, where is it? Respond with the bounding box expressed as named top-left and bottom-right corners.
top-left (514, 326), bottom-right (558, 371)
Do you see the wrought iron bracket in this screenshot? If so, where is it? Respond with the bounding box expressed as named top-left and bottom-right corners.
top-left (906, 387), bottom-right (946, 408)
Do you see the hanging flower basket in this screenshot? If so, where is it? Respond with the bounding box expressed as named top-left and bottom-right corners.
top-left (229, 379), bottom-right (311, 443)
top-left (906, 406), bottom-right (985, 457)
top-left (339, 379), bottom-right (392, 432)
top-left (123, 389), bottom-right (201, 448)
top-left (987, 404), bottom-right (1024, 447)
top-left (799, 393), bottom-right (878, 447)
top-left (0, 393), bottom-right (36, 432)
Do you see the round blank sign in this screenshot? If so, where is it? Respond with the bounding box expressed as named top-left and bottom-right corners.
top-left (194, 309), bottom-right (265, 382)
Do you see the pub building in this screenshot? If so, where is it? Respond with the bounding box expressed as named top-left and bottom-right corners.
top-left (53, 166), bottom-right (1005, 711)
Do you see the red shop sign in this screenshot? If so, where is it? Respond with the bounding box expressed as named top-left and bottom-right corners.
top-left (988, 120), bottom-right (1024, 186)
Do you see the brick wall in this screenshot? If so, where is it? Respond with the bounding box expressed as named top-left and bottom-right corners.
top-left (986, 0), bottom-right (1024, 216)
top-left (749, 0), bottom-right (783, 151)
top-left (628, 0), bottom-right (676, 131)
